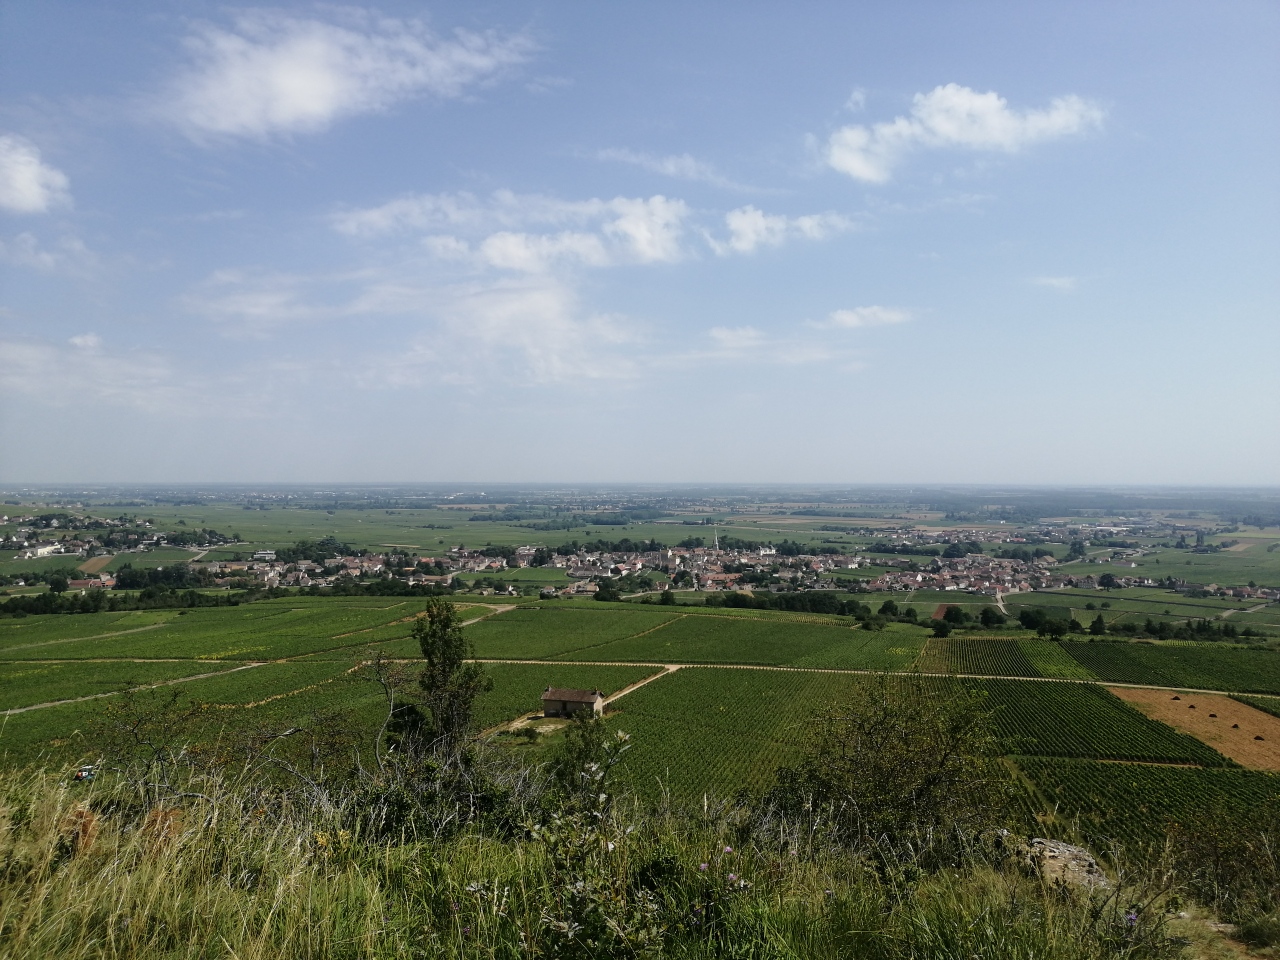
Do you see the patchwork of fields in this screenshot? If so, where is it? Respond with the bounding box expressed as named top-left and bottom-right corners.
top-left (2, 594), bottom-right (1279, 850)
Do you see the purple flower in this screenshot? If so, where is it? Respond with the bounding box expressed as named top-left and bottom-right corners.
top-left (723, 845), bottom-right (733, 854)
top-left (728, 873), bottom-right (737, 882)
top-left (699, 863), bottom-right (708, 871)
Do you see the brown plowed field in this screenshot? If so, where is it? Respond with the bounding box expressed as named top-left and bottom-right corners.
top-left (1108, 687), bottom-right (1280, 772)
top-left (76, 556), bottom-right (113, 574)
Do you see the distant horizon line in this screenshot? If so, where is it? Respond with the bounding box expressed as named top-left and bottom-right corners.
top-left (2, 482), bottom-right (1279, 492)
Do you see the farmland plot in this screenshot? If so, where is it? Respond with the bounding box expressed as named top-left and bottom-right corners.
top-left (1018, 757), bottom-right (1280, 848)
top-left (917, 639), bottom-right (1039, 677)
top-left (565, 614), bottom-right (865, 667)
top-left (0, 603), bottom-right (436, 661)
top-left (966, 679), bottom-right (1228, 765)
top-left (465, 606), bottom-right (681, 660)
top-left (1063, 641), bottom-right (1280, 694)
top-left (603, 668), bottom-right (1221, 805)
top-left (0, 660), bottom-right (246, 712)
top-left (1108, 688), bottom-right (1280, 772)
top-left (1231, 694), bottom-right (1280, 719)
top-left (1017, 641), bottom-right (1097, 680)
top-left (0, 610), bottom-right (182, 652)
top-left (606, 668), bottom-right (858, 802)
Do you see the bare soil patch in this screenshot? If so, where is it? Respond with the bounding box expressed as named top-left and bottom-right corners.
top-left (76, 555), bottom-right (113, 574)
top-left (1108, 687), bottom-right (1280, 772)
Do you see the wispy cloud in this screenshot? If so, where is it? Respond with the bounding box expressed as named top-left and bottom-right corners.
top-left (0, 135), bottom-right (71, 213)
top-left (334, 190), bottom-right (691, 271)
top-left (826, 84), bottom-right (1104, 183)
top-left (0, 334), bottom-right (187, 412)
top-left (596, 148), bottom-right (753, 191)
top-left (161, 8), bottom-right (533, 140)
top-left (1031, 275), bottom-right (1078, 291)
top-left (811, 306), bottom-right (912, 329)
top-left (0, 232), bottom-right (96, 274)
top-left (710, 205), bottom-right (853, 254)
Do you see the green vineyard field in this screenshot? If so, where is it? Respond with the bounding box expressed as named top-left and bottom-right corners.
top-left (602, 668), bottom-right (1229, 805)
top-left (1062, 641), bottom-right (1280, 693)
top-left (966, 679), bottom-right (1228, 765)
top-left (1018, 757), bottom-right (1280, 847)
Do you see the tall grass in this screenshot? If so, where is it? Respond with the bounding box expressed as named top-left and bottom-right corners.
top-left (0, 765), bottom-right (1191, 960)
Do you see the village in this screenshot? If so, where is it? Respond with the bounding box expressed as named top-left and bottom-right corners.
top-left (3, 509), bottom-right (1273, 602)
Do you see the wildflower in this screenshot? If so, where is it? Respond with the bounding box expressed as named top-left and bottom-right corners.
top-left (723, 845), bottom-right (733, 854)
top-left (728, 873), bottom-right (737, 882)
top-left (607, 841), bottom-right (616, 852)
top-left (699, 863), bottom-right (708, 871)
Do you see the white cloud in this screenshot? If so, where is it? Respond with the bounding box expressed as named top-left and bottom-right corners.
top-left (0, 335), bottom-right (186, 412)
top-left (844, 88), bottom-right (867, 112)
top-left (708, 325), bottom-right (767, 351)
top-left (0, 135), bottom-right (71, 213)
top-left (826, 84), bottom-right (1104, 183)
top-left (815, 306), bottom-right (912, 329)
top-left (714, 205), bottom-right (852, 254)
top-left (181, 269), bottom-right (343, 336)
top-left (335, 190), bottom-right (690, 270)
top-left (477, 231), bottom-right (609, 272)
top-left (333, 189), bottom-right (603, 236)
top-left (163, 9), bottom-right (532, 139)
top-left (596, 148), bottom-right (750, 190)
top-left (0, 232), bottom-right (96, 273)
top-left (434, 277), bottom-right (638, 384)
top-left (1031, 275), bottom-right (1078, 291)
top-left (602, 196), bottom-right (687, 263)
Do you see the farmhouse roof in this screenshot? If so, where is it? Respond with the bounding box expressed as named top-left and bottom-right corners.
top-left (541, 687), bottom-right (604, 703)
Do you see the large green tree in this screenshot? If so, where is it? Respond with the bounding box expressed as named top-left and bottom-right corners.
top-left (411, 599), bottom-right (492, 754)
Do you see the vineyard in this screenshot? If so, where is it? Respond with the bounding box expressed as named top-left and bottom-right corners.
top-left (606, 667), bottom-right (856, 801)
top-left (1232, 694), bottom-right (1280, 719)
top-left (1017, 640), bottom-right (1098, 679)
top-left (464, 605), bottom-right (681, 660)
top-left (0, 598), bottom-right (450, 662)
top-left (1017, 757), bottom-right (1280, 847)
top-left (600, 669), bottom-right (1233, 804)
top-left (1061, 641), bottom-right (1280, 693)
top-left (916, 639), bottom-right (1040, 677)
top-left (0, 654), bottom-right (656, 768)
top-left (964, 679), bottom-right (1229, 765)
top-left (0, 659), bottom-right (243, 712)
top-left (560, 613), bottom-right (874, 667)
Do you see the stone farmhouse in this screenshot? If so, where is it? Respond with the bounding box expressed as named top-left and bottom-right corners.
top-left (541, 687), bottom-right (605, 718)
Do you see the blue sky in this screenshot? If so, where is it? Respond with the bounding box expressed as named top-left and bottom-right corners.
top-left (1, 1), bottom-right (1276, 484)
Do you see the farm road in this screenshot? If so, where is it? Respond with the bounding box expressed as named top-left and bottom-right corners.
top-left (0, 604), bottom-right (518, 716)
top-left (0, 663), bottom-right (263, 716)
top-left (468, 658), bottom-right (1280, 701)
top-left (1220, 602), bottom-right (1270, 619)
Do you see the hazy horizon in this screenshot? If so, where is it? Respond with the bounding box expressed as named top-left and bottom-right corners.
top-left (1, 2), bottom-right (1276, 485)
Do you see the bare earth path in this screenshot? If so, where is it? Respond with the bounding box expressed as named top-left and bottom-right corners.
top-left (0, 663), bottom-right (264, 716)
